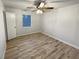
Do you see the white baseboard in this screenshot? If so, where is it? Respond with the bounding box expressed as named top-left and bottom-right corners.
top-left (16, 31), bottom-right (41, 37)
top-left (42, 32), bottom-right (79, 49)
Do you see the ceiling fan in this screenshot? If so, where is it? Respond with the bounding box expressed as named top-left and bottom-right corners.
top-left (25, 0), bottom-right (69, 14)
top-left (24, 0), bottom-right (53, 14)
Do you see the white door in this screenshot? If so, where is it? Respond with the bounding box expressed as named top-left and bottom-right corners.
top-left (6, 12), bottom-right (16, 40)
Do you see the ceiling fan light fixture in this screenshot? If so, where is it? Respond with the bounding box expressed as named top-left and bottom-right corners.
top-left (36, 10), bottom-right (43, 14)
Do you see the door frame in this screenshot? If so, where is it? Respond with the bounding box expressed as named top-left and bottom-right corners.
top-left (3, 11), bottom-right (8, 41)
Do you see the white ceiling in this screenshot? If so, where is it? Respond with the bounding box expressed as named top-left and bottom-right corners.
top-left (2, 0), bottom-right (79, 10)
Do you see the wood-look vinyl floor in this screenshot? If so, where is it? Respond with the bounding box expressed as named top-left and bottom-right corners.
top-left (5, 33), bottom-right (79, 59)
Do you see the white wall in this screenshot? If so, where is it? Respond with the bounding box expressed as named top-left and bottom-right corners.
top-left (15, 10), bottom-right (41, 36)
top-left (42, 4), bottom-right (79, 49)
top-left (0, 0), bottom-right (6, 59)
top-left (6, 8), bottom-right (41, 36)
top-left (5, 8), bottom-right (41, 36)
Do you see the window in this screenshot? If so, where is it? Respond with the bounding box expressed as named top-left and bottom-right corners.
top-left (23, 15), bottom-right (31, 27)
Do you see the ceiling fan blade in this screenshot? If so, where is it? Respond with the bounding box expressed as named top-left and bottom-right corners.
top-left (32, 9), bottom-right (37, 12)
top-left (47, 0), bottom-right (69, 3)
top-left (26, 5), bottom-right (36, 8)
top-left (26, 6), bottom-right (37, 10)
top-left (42, 7), bottom-right (54, 9)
